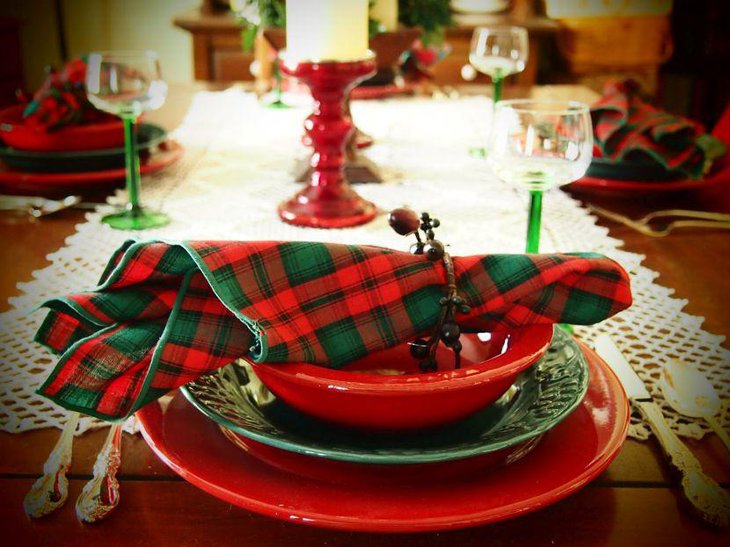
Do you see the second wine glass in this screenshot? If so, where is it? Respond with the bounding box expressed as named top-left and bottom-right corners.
top-left (468, 26), bottom-right (528, 158)
top-left (487, 99), bottom-right (593, 253)
top-left (86, 50), bottom-right (170, 230)
top-left (469, 26), bottom-right (529, 105)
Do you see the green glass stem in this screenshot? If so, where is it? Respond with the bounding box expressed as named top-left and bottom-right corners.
top-left (102, 114), bottom-right (170, 230)
top-left (264, 60), bottom-right (290, 109)
top-left (122, 115), bottom-right (142, 214)
top-left (492, 74), bottom-right (503, 104)
top-left (273, 61), bottom-right (283, 102)
top-left (526, 189), bottom-right (543, 253)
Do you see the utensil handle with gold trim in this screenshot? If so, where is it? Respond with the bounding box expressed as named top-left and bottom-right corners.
top-left (636, 401), bottom-right (730, 527)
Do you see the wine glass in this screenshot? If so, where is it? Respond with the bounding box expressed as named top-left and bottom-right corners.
top-left (469, 26), bottom-right (529, 104)
top-left (265, 55), bottom-right (290, 109)
top-left (468, 26), bottom-right (528, 158)
top-left (85, 51), bottom-right (170, 230)
top-left (487, 99), bottom-right (593, 253)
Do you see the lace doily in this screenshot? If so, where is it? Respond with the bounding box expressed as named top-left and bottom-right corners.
top-left (1, 87), bottom-right (727, 440)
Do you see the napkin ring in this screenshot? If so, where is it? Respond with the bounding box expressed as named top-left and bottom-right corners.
top-left (388, 209), bottom-right (470, 372)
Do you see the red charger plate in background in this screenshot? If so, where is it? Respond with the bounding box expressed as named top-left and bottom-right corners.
top-left (0, 140), bottom-right (183, 195)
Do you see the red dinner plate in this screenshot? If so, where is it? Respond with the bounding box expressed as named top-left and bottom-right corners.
top-left (0, 140), bottom-right (183, 195)
top-left (569, 172), bottom-right (728, 195)
top-left (137, 342), bottom-right (629, 533)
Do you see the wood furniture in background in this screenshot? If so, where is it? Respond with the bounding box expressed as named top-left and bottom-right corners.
top-left (173, 2), bottom-right (558, 87)
top-left (554, 15), bottom-right (673, 95)
top-left (173, 8), bottom-right (256, 82)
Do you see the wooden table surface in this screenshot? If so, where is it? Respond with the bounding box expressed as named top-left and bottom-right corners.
top-left (1, 84), bottom-right (728, 546)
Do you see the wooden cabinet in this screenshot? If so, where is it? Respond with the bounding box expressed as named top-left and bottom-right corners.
top-left (553, 16), bottom-right (673, 95)
top-left (174, 8), bottom-right (256, 82)
top-left (174, 4), bottom-right (557, 87)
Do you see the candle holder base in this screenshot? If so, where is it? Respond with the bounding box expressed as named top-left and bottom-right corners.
top-left (278, 189), bottom-right (376, 228)
top-left (279, 54), bottom-right (378, 228)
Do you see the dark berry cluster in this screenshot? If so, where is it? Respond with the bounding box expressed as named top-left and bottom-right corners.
top-left (387, 208), bottom-right (445, 261)
top-left (387, 208), bottom-right (470, 372)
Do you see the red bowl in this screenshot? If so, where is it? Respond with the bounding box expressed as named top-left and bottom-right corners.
top-left (248, 325), bottom-right (554, 431)
top-left (0, 105), bottom-right (125, 152)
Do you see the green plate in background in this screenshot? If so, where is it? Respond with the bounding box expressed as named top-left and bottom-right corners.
top-left (0, 123), bottom-right (167, 173)
top-left (586, 157), bottom-right (683, 181)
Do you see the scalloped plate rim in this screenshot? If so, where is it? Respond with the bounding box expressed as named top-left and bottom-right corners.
top-left (181, 329), bottom-right (589, 465)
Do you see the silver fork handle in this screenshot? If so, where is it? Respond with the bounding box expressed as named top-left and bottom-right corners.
top-left (75, 422), bottom-right (124, 523)
top-left (589, 205), bottom-right (730, 237)
top-left (23, 411), bottom-right (80, 518)
top-left (637, 401), bottom-right (730, 527)
top-left (641, 209), bottom-right (730, 223)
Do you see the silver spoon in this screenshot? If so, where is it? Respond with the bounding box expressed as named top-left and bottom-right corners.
top-left (75, 422), bottom-right (124, 523)
top-left (23, 411), bottom-right (80, 517)
top-left (660, 360), bottom-right (730, 454)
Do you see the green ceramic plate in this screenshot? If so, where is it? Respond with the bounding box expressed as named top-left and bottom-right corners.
top-left (0, 123), bottom-right (167, 173)
top-left (586, 157), bottom-right (682, 181)
top-left (181, 328), bottom-right (589, 464)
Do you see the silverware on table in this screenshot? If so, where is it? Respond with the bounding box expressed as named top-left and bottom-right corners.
top-left (660, 359), bottom-right (730, 454)
top-left (594, 334), bottom-right (730, 527)
top-left (75, 422), bottom-right (124, 523)
top-left (0, 194), bottom-right (100, 217)
top-left (23, 411), bottom-right (80, 518)
top-left (588, 205), bottom-right (730, 237)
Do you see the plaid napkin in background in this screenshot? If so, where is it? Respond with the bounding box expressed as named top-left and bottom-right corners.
top-left (35, 240), bottom-right (632, 421)
top-left (591, 80), bottom-right (725, 179)
top-left (21, 57), bottom-right (115, 131)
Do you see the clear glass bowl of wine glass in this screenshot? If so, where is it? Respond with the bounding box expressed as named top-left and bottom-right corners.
top-left (469, 26), bottom-right (529, 104)
top-left (86, 50), bottom-right (170, 230)
top-left (487, 99), bottom-right (593, 252)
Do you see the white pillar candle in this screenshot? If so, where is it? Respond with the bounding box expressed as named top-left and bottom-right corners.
top-left (286, 0), bottom-right (369, 62)
top-left (370, 0), bottom-right (399, 32)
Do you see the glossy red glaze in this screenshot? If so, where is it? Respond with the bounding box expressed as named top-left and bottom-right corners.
top-left (278, 57), bottom-right (377, 228)
top-left (301, 129), bottom-right (373, 149)
top-left (0, 140), bottom-right (183, 195)
top-left (569, 172), bottom-right (728, 194)
top-left (136, 342), bottom-right (630, 532)
top-left (0, 105), bottom-right (125, 152)
top-left (248, 325), bottom-right (554, 431)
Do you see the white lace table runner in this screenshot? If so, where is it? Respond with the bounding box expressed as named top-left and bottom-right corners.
top-left (1, 87), bottom-right (727, 440)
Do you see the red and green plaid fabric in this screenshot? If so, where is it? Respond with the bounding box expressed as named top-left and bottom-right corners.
top-left (22, 57), bottom-right (115, 131)
top-left (35, 240), bottom-right (632, 421)
top-left (591, 79), bottom-right (707, 179)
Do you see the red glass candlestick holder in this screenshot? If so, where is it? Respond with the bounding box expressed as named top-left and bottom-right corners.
top-left (279, 53), bottom-right (377, 228)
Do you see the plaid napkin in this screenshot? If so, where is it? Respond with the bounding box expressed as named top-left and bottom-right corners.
top-left (22, 57), bottom-right (114, 131)
top-left (591, 80), bottom-right (712, 179)
top-left (35, 240), bottom-right (632, 421)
